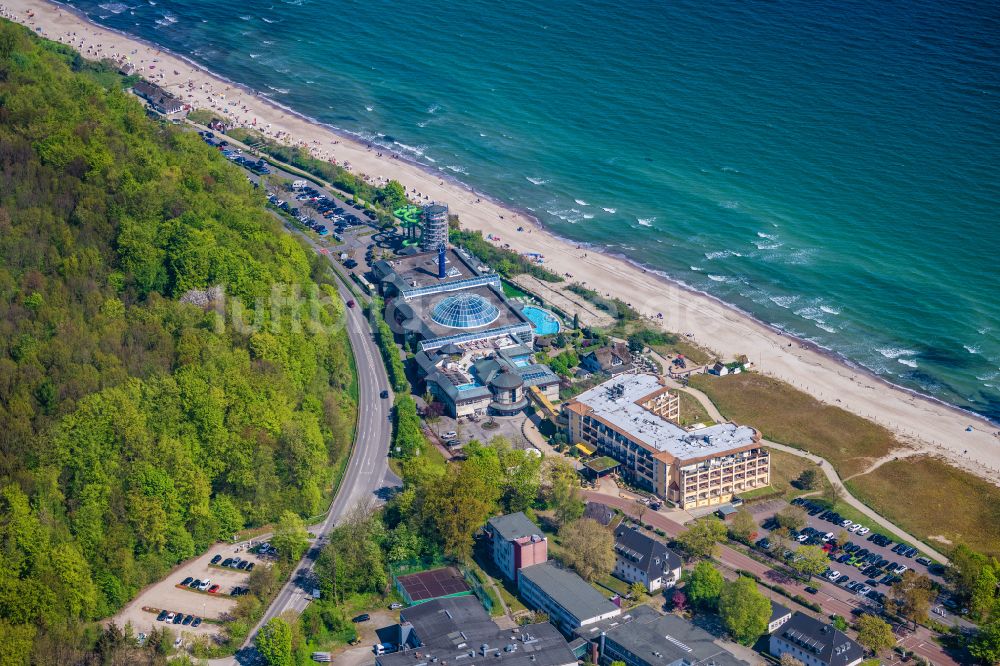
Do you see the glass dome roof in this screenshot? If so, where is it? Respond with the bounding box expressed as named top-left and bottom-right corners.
top-left (431, 293), bottom-right (500, 329)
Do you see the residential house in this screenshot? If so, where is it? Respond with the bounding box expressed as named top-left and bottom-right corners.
top-left (612, 526), bottom-right (682, 593)
top-left (769, 612), bottom-right (864, 666)
top-left (581, 342), bottom-right (634, 376)
top-left (768, 600), bottom-right (792, 634)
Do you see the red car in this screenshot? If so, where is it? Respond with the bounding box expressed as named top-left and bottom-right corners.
top-left (208, 584), bottom-right (221, 594)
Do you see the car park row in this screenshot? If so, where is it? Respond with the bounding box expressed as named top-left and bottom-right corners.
top-left (155, 609), bottom-right (203, 628)
top-left (754, 498), bottom-right (944, 610)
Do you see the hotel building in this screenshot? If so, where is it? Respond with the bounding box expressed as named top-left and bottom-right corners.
top-left (563, 374), bottom-right (768, 509)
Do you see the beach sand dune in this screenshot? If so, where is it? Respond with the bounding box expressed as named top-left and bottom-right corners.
top-left (4, 0), bottom-right (999, 486)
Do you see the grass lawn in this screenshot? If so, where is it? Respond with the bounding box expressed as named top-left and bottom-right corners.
top-left (689, 373), bottom-right (901, 478)
top-left (676, 390), bottom-right (714, 427)
top-left (764, 447), bottom-right (831, 502)
top-left (502, 279), bottom-right (532, 301)
top-left (597, 574), bottom-right (631, 596)
top-left (846, 456), bottom-right (1000, 558)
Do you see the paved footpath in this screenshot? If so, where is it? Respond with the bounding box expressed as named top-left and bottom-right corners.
top-left (586, 491), bottom-right (960, 666)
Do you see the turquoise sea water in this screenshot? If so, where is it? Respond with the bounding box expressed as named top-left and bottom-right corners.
top-left (64, 0), bottom-right (1000, 421)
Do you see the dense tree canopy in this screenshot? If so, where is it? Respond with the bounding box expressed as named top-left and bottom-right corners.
top-left (718, 576), bottom-right (770, 645)
top-left (0, 20), bottom-right (356, 659)
top-left (684, 561), bottom-right (724, 611)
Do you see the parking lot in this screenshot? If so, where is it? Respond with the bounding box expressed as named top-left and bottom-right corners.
top-left (752, 498), bottom-right (945, 609)
top-left (113, 542), bottom-right (269, 641)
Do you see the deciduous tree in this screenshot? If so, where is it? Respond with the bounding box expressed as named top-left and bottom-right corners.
top-left (271, 511), bottom-right (310, 563)
top-left (775, 505), bottom-right (807, 532)
top-left (256, 617), bottom-right (292, 666)
top-left (546, 459), bottom-right (584, 529)
top-left (887, 571), bottom-right (934, 628)
top-left (855, 614), bottom-right (894, 656)
top-left (684, 561), bottom-right (724, 611)
top-left (790, 545), bottom-right (829, 580)
top-left (718, 576), bottom-right (770, 645)
top-left (677, 518), bottom-right (727, 559)
top-left (561, 519), bottom-right (615, 582)
top-left (728, 509), bottom-right (757, 543)
top-left (970, 619), bottom-right (1000, 665)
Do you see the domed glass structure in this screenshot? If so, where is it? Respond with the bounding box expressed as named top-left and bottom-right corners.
top-left (431, 293), bottom-right (500, 329)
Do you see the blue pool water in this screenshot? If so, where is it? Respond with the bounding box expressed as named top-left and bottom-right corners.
top-left (522, 306), bottom-right (562, 336)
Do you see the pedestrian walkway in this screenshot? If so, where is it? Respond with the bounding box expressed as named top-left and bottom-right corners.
top-left (646, 353), bottom-right (950, 563)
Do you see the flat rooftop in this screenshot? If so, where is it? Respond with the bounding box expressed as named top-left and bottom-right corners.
top-left (377, 247), bottom-right (496, 294)
top-left (379, 597), bottom-right (576, 666)
top-left (576, 606), bottom-right (748, 666)
top-left (571, 374), bottom-right (759, 463)
top-left (519, 562), bottom-right (620, 622)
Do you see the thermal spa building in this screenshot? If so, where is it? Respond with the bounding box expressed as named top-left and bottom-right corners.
top-left (563, 374), bottom-right (768, 509)
top-left (373, 244), bottom-right (558, 417)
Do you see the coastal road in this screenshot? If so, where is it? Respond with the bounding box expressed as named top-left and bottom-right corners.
top-left (587, 491), bottom-right (961, 666)
top-left (211, 210), bottom-right (395, 665)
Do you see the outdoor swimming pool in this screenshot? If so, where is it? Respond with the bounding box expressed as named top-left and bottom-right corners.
top-left (522, 306), bottom-right (562, 336)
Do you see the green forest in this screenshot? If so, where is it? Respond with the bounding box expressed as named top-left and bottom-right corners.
top-left (0, 20), bottom-right (356, 661)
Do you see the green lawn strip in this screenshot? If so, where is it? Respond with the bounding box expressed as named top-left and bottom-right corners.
top-left (596, 574), bottom-right (630, 597)
top-left (845, 456), bottom-right (1000, 559)
top-left (689, 373), bottom-right (901, 478)
top-left (675, 390), bottom-right (713, 427)
top-left (501, 278), bottom-right (532, 301)
top-left (762, 447), bottom-right (831, 502)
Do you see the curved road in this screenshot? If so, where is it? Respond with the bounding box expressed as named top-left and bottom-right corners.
top-left (215, 237), bottom-right (394, 665)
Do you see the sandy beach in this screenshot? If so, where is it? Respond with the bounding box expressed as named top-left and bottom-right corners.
top-left (5, 0), bottom-right (999, 485)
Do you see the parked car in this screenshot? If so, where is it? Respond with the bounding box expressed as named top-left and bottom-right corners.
top-left (211, 554), bottom-right (222, 565)
top-left (172, 614), bottom-right (184, 625)
top-left (166, 612), bottom-right (175, 623)
top-left (190, 579), bottom-right (202, 588)
top-left (181, 577), bottom-right (193, 586)
top-left (246, 563), bottom-right (255, 572)
top-left (157, 610), bottom-right (168, 622)
top-left (182, 615), bottom-right (193, 626)
top-left (353, 614), bottom-right (371, 623)
top-left (804, 586), bottom-right (818, 595)
top-left (192, 617), bottom-right (202, 627)
top-left (209, 585), bottom-right (221, 594)
top-left (390, 602), bottom-right (404, 610)
top-left (222, 558), bottom-right (234, 567)
top-left (198, 580), bottom-right (211, 591)
top-left (346, 299), bottom-right (355, 308)
top-left (916, 556), bottom-right (932, 566)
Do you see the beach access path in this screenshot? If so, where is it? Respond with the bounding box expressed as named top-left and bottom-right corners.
top-left (645, 355), bottom-right (952, 563)
top-left (5, 0), bottom-right (999, 487)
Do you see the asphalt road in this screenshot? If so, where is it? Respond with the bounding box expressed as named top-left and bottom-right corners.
top-left (204, 173), bottom-right (395, 665)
